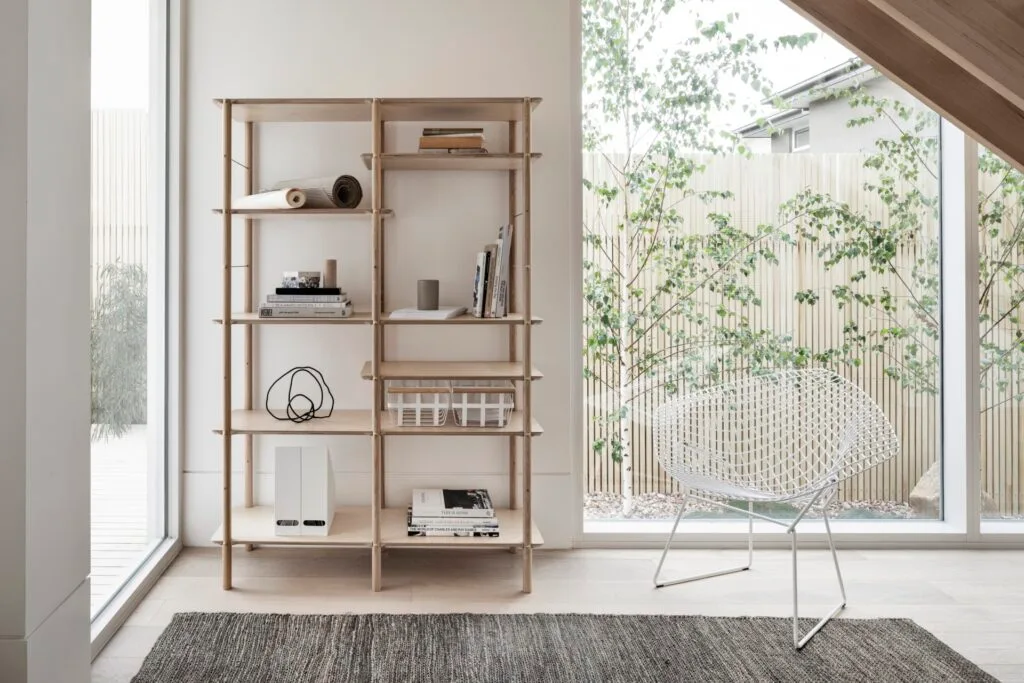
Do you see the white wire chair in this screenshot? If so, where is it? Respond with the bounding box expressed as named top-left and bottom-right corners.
top-left (652, 368), bottom-right (900, 649)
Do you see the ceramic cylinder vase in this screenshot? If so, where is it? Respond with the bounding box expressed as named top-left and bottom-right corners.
top-left (417, 279), bottom-right (439, 310)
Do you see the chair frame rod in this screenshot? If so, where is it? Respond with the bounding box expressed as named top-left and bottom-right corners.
top-left (654, 484), bottom-right (847, 649)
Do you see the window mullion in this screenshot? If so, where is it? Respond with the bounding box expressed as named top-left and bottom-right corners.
top-left (939, 119), bottom-right (980, 536)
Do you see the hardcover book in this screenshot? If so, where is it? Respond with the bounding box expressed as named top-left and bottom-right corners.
top-left (406, 508), bottom-right (500, 537)
top-left (274, 287), bottom-right (343, 296)
top-left (388, 307), bottom-right (466, 320)
top-left (412, 488), bottom-right (495, 518)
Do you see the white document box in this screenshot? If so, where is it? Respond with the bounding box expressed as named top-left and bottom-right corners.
top-left (274, 446), bottom-right (335, 536)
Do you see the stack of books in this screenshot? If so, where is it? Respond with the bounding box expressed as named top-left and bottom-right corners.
top-left (418, 127), bottom-right (487, 155)
top-left (258, 271), bottom-right (354, 319)
top-left (407, 488), bottom-right (499, 537)
top-left (471, 223), bottom-right (514, 318)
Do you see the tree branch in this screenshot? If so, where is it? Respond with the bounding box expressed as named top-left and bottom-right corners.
top-left (878, 107), bottom-right (938, 181)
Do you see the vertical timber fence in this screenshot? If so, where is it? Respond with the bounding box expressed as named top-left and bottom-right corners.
top-left (583, 152), bottom-right (1023, 514)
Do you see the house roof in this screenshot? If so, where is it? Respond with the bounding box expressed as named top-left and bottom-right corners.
top-left (735, 108), bottom-right (808, 139)
top-left (735, 58), bottom-right (881, 138)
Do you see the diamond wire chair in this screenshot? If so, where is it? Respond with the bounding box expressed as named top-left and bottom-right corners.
top-left (651, 368), bottom-right (900, 649)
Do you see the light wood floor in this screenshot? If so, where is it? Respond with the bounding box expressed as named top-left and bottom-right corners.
top-left (92, 546), bottom-right (1024, 682)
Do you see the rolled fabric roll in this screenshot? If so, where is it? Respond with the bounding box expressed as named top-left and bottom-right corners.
top-left (231, 188), bottom-right (306, 210)
top-left (269, 175), bottom-right (363, 209)
top-left (331, 175), bottom-right (363, 209)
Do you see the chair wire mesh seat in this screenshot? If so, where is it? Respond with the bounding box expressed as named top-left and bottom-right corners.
top-left (652, 368), bottom-right (900, 648)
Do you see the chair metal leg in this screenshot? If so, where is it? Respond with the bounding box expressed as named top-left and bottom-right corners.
top-left (654, 497), bottom-right (753, 588)
top-left (791, 503), bottom-right (847, 649)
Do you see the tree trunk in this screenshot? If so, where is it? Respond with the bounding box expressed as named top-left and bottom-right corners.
top-left (618, 207), bottom-right (634, 517)
top-left (619, 364), bottom-right (633, 516)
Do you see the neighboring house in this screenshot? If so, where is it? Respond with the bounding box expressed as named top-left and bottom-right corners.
top-left (736, 58), bottom-right (923, 154)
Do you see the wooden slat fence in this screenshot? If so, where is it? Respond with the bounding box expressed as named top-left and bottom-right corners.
top-left (584, 152), bottom-right (1023, 514)
top-left (91, 109), bottom-right (149, 299)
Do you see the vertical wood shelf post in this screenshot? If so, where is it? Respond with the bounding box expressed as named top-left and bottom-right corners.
top-left (521, 98), bottom-right (534, 593)
top-left (508, 119), bottom-right (519, 517)
top-left (370, 98), bottom-right (384, 592)
top-left (242, 120), bottom-right (255, 553)
top-left (221, 100), bottom-right (234, 590)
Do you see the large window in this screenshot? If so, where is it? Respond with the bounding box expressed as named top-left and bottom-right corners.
top-left (582, 0), bottom-right (945, 525)
top-left (90, 0), bottom-right (167, 618)
top-left (978, 145), bottom-right (1024, 521)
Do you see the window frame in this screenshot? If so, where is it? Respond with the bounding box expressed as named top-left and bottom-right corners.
top-left (792, 126), bottom-right (811, 151)
top-left (571, 2), bottom-right (1024, 547)
top-left (89, 0), bottom-right (182, 656)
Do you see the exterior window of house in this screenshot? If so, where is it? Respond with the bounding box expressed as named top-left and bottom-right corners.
top-left (978, 143), bottom-right (1024, 522)
top-left (793, 126), bottom-right (811, 151)
top-left (91, 0), bottom-right (168, 619)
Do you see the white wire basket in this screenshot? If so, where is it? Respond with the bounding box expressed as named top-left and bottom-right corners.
top-left (385, 379), bottom-right (452, 427)
top-left (451, 379), bottom-right (516, 427)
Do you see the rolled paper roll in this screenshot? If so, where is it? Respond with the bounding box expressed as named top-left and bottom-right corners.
top-left (231, 188), bottom-right (306, 210)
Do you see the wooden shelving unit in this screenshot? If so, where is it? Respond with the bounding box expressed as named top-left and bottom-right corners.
top-left (213, 97), bottom-right (543, 593)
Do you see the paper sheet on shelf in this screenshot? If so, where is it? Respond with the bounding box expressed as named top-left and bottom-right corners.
top-left (232, 188), bottom-right (306, 210)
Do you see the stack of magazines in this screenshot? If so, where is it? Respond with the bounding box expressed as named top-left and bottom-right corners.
top-left (407, 488), bottom-right (499, 537)
top-left (258, 271), bottom-right (353, 319)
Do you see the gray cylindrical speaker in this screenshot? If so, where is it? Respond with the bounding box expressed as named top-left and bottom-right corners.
top-left (417, 279), bottom-right (439, 310)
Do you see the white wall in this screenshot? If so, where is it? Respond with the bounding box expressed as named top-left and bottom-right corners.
top-left (0, 0), bottom-right (92, 680)
top-left (184, 1), bottom-right (579, 550)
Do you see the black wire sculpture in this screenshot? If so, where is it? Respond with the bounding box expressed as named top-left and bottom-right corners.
top-left (265, 366), bottom-right (335, 423)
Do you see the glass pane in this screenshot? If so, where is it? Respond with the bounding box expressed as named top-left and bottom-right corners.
top-left (978, 145), bottom-right (1024, 520)
top-left (90, 0), bottom-right (165, 618)
top-left (582, 0), bottom-right (941, 524)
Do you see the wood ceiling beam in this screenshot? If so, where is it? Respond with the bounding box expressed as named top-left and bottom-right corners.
top-left (864, 0), bottom-right (1024, 114)
top-left (780, 0), bottom-right (1024, 173)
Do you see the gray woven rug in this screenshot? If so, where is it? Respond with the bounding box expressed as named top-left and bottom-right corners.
top-left (132, 612), bottom-right (995, 682)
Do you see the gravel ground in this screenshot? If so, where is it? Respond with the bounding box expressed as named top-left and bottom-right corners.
top-left (585, 492), bottom-right (918, 520)
top-left (585, 492), bottom-right (1024, 520)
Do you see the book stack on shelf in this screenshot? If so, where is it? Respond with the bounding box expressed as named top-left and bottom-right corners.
top-left (407, 488), bottom-right (499, 537)
top-left (258, 270), bottom-right (354, 319)
top-left (471, 224), bottom-right (514, 318)
top-left (418, 127), bottom-right (487, 155)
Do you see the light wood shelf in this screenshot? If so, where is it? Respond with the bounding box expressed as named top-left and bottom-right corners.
top-left (212, 506), bottom-right (371, 546)
top-left (213, 409), bottom-right (542, 437)
top-left (382, 412), bottom-right (543, 436)
top-left (379, 97), bottom-right (541, 122)
top-left (216, 96), bottom-right (541, 593)
top-left (383, 312), bottom-right (542, 325)
top-left (216, 312), bottom-right (372, 325)
top-left (361, 153), bottom-right (541, 172)
top-left (216, 98), bottom-right (372, 123)
top-left (215, 409), bottom-right (372, 435)
top-left (361, 360), bottom-right (543, 381)
top-left (212, 208), bottom-right (391, 217)
top-left (381, 508), bottom-right (544, 547)
top-left (210, 506), bottom-right (542, 549)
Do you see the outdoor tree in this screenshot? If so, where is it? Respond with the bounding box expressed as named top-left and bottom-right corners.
top-left (582, 0), bottom-right (815, 514)
top-left (91, 261), bottom-right (148, 441)
top-left (780, 82), bottom-right (1024, 417)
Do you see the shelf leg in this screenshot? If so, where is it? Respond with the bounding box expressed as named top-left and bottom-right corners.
top-left (522, 544), bottom-right (533, 593)
top-left (371, 544), bottom-right (382, 592)
top-left (244, 435), bottom-right (253, 553)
